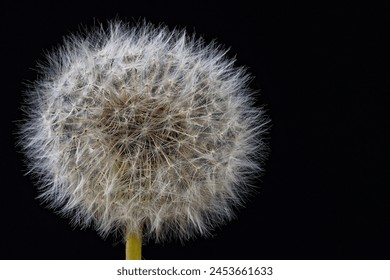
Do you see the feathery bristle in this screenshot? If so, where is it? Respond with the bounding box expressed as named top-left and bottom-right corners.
top-left (19, 21), bottom-right (269, 242)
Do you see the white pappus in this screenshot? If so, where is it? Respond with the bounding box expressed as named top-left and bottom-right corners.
top-left (19, 21), bottom-right (269, 242)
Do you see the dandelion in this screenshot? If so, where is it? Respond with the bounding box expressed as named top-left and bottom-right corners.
top-left (19, 21), bottom-right (269, 259)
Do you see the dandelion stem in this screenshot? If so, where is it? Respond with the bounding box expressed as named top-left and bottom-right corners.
top-left (125, 228), bottom-right (142, 260)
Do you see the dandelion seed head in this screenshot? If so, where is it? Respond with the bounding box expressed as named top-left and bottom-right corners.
top-left (20, 21), bottom-right (269, 242)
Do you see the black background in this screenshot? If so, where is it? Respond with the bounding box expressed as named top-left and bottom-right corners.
top-left (1, 2), bottom-right (389, 259)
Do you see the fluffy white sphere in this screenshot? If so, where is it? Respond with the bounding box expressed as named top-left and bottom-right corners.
top-left (20, 22), bottom-right (268, 242)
